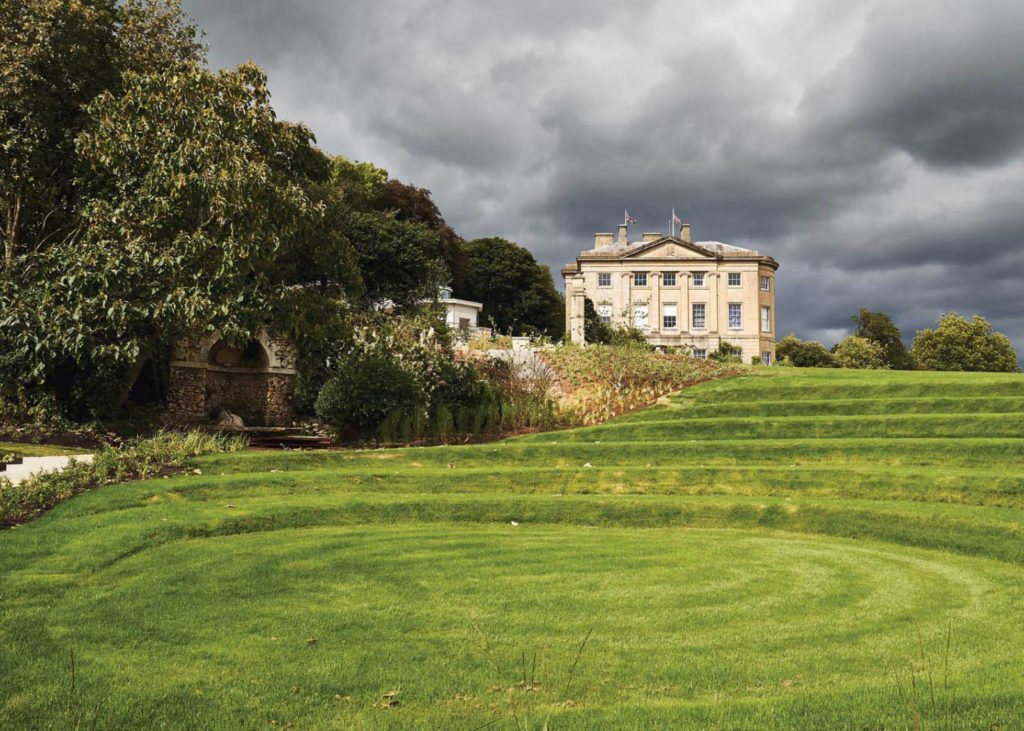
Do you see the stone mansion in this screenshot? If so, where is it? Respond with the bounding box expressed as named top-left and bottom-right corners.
top-left (562, 221), bottom-right (779, 364)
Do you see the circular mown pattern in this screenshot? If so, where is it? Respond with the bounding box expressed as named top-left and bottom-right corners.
top-left (4, 368), bottom-right (1024, 728)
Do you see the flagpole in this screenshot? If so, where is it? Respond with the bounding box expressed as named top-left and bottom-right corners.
top-left (671, 208), bottom-right (675, 238)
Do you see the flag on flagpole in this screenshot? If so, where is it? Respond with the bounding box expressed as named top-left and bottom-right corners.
top-left (673, 212), bottom-right (682, 225)
top-left (625, 210), bottom-right (637, 224)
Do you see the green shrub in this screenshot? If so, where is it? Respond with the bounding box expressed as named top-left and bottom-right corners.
top-left (833, 335), bottom-right (887, 369)
top-left (1, 430), bottom-right (245, 528)
top-left (775, 334), bottom-right (836, 368)
top-left (709, 342), bottom-right (743, 364)
top-left (315, 356), bottom-right (425, 440)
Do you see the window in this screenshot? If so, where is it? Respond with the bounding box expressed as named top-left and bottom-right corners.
top-left (692, 303), bottom-right (706, 330)
top-left (762, 351), bottom-right (772, 366)
top-left (692, 272), bottom-right (705, 287)
top-left (598, 273), bottom-right (611, 287)
top-left (693, 348), bottom-right (707, 360)
top-left (760, 275), bottom-right (771, 292)
top-left (761, 306), bottom-right (771, 333)
top-left (662, 272), bottom-right (676, 287)
top-left (728, 272), bottom-right (741, 287)
top-left (597, 304), bottom-right (612, 324)
top-left (459, 317), bottom-right (471, 335)
top-left (728, 303), bottom-right (742, 329)
top-left (663, 304), bottom-right (678, 329)
top-left (633, 304), bottom-right (649, 330)
top-left (633, 272), bottom-right (648, 287)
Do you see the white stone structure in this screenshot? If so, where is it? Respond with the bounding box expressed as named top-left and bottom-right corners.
top-left (562, 222), bottom-right (779, 363)
top-left (437, 287), bottom-right (485, 338)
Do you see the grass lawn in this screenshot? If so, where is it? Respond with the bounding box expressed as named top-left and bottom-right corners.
top-left (3, 367), bottom-right (1024, 728)
top-left (0, 442), bottom-right (88, 459)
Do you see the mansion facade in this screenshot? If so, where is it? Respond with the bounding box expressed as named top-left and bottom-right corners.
top-left (562, 222), bottom-right (779, 364)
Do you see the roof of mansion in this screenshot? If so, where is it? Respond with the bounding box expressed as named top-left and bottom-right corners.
top-left (563, 234), bottom-right (778, 275)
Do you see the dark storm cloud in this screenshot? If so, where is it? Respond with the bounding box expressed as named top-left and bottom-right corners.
top-left (809, 0), bottom-right (1024, 169)
top-left (181, 0), bottom-right (1024, 354)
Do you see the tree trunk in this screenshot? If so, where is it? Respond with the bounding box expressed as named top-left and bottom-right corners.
top-left (2, 193), bottom-right (21, 269)
top-left (115, 339), bottom-right (158, 411)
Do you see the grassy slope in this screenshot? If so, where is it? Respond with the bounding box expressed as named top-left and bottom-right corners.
top-left (3, 368), bottom-right (1024, 728)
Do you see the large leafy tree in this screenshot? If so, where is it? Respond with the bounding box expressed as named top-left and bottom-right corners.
top-left (337, 208), bottom-right (447, 310)
top-left (911, 313), bottom-right (1020, 372)
top-left (463, 237), bottom-right (565, 338)
top-left (328, 156), bottom-right (454, 308)
top-left (0, 64), bottom-right (361, 411)
top-left (0, 0), bottom-right (203, 270)
top-left (379, 179), bottom-right (468, 295)
top-left (852, 309), bottom-right (912, 369)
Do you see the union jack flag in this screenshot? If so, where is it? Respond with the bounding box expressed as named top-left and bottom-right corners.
top-left (673, 212), bottom-right (682, 225)
top-left (625, 210), bottom-right (637, 224)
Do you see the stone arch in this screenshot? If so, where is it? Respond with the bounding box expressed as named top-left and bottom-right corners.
top-left (165, 330), bottom-right (297, 427)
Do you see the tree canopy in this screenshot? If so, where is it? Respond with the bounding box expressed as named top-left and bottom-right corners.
top-left (0, 0), bottom-right (204, 269)
top-left (463, 237), bottom-right (565, 338)
top-left (911, 313), bottom-right (1020, 372)
top-left (852, 309), bottom-right (912, 369)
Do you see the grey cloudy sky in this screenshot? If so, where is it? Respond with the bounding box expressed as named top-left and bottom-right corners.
top-left (182, 0), bottom-right (1024, 349)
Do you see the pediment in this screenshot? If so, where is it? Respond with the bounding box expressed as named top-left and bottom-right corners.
top-left (622, 237), bottom-right (716, 260)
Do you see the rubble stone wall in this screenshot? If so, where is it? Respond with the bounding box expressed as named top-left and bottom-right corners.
top-left (165, 331), bottom-right (297, 427)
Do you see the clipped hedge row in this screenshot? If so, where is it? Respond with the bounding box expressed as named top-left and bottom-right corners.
top-left (0, 431), bottom-right (245, 528)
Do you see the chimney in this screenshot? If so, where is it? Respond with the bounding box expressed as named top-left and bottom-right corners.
top-left (617, 223), bottom-right (628, 245)
top-left (679, 223), bottom-right (691, 242)
top-left (594, 232), bottom-right (614, 247)
top-left (642, 233), bottom-right (662, 243)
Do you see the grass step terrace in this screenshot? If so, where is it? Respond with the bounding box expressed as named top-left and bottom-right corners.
top-left (3, 367), bottom-right (1024, 728)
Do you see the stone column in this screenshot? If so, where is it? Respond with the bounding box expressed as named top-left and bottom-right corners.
top-left (681, 272), bottom-right (690, 332)
top-left (620, 272), bottom-right (632, 327)
top-left (709, 272), bottom-right (720, 332)
top-left (650, 272), bottom-right (661, 333)
top-left (718, 271), bottom-right (729, 341)
top-left (567, 275), bottom-right (586, 343)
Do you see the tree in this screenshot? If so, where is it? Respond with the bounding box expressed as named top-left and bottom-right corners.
top-left (775, 334), bottom-right (835, 367)
top-left (852, 309), bottom-right (911, 369)
top-left (583, 298), bottom-right (612, 344)
top-left (911, 313), bottom-right (1020, 372)
top-left (337, 209), bottom-right (448, 310)
top-left (0, 0), bottom-right (204, 270)
top-left (379, 179), bottom-right (467, 295)
top-left (463, 237), bottom-right (565, 338)
top-left (328, 157), bottom-right (455, 307)
top-left (833, 335), bottom-right (887, 369)
top-left (0, 64), bottom-right (360, 412)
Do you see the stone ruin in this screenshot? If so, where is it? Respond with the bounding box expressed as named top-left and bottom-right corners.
top-left (165, 331), bottom-right (297, 427)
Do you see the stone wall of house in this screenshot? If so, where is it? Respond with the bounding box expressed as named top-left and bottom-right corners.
top-left (165, 331), bottom-right (297, 427)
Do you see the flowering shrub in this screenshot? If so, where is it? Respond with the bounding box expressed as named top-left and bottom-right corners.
top-left (543, 343), bottom-right (743, 425)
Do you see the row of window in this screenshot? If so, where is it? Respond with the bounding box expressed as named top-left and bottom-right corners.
top-left (690, 350), bottom-right (773, 365)
top-left (597, 304), bottom-right (772, 332)
top-left (599, 272), bottom-right (772, 291)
